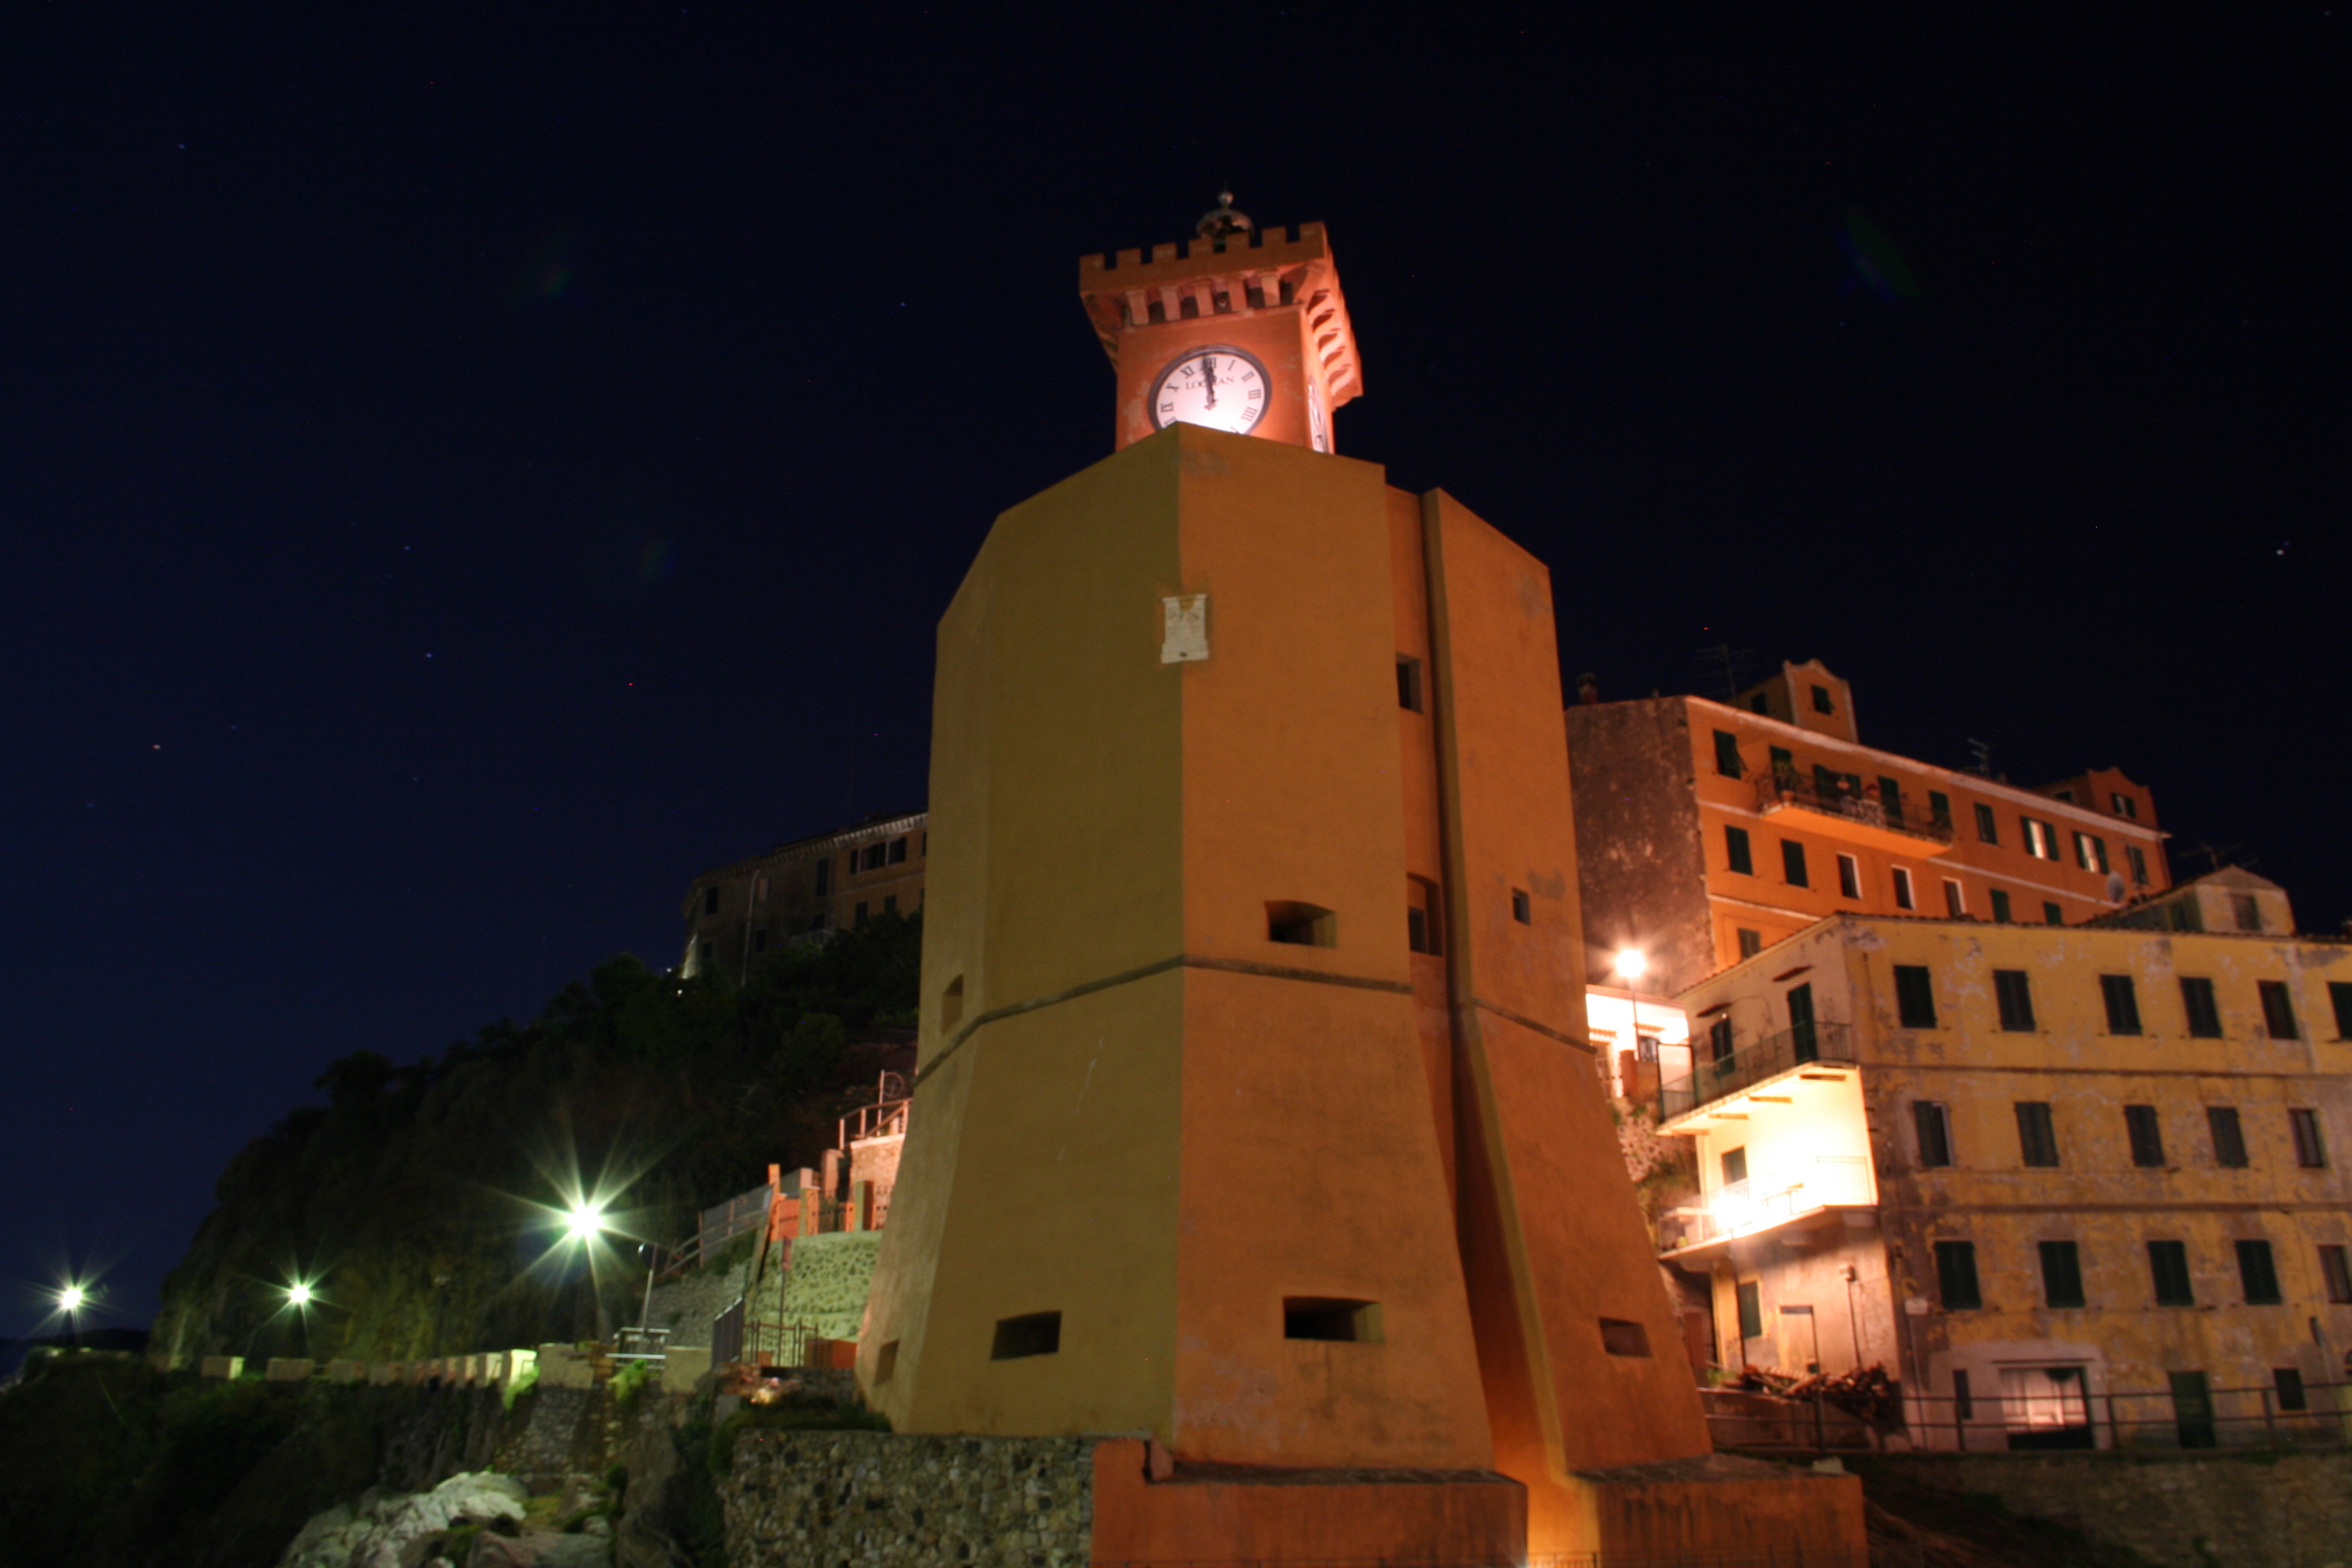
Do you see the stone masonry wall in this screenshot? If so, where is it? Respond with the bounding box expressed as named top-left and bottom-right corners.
top-left (720, 1431), bottom-right (1094, 1568)
top-left (1867, 1450), bottom-right (2352, 1568)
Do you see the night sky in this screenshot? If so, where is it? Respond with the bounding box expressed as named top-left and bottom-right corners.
top-left (5, 10), bottom-right (2342, 1330)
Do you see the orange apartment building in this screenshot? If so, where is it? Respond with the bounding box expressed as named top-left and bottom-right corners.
top-left (1566, 657), bottom-right (2173, 999)
top-left (680, 811), bottom-right (927, 981)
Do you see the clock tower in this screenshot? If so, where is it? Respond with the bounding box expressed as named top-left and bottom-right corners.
top-left (1079, 193), bottom-right (1359, 454)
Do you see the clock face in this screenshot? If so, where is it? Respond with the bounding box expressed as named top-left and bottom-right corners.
top-left (1307, 382), bottom-right (1330, 453)
top-left (1148, 347), bottom-right (1271, 436)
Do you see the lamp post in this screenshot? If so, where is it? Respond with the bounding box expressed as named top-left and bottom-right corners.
top-left (566, 1203), bottom-right (609, 1341)
top-left (1614, 949), bottom-right (1648, 1098)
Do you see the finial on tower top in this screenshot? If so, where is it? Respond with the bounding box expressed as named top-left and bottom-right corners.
top-left (1196, 190), bottom-right (1253, 242)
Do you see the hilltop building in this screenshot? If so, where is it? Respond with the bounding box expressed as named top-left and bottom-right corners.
top-left (679, 811), bottom-right (926, 981)
top-left (1566, 657), bottom-right (2172, 998)
top-left (854, 208), bottom-right (1859, 1561)
top-left (1654, 868), bottom-right (2352, 1448)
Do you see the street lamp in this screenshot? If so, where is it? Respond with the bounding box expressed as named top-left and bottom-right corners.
top-left (1614, 949), bottom-right (1648, 1094)
top-left (566, 1203), bottom-right (606, 1243)
top-left (58, 1285), bottom-right (85, 1314)
top-left (287, 1282), bottom-right (312, 1307)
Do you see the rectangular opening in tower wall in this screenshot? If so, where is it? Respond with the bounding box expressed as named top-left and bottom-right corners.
top-left (1284, 1298), bottom-right (1382, 1343)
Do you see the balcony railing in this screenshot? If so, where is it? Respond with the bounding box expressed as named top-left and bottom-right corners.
top-left (1658, 1156), bottom-right (1874, 1252)
top-left (1755, 772), bottom-right (1955, 845)
top-left (1659, 1020), bottom-right (1855, 1123)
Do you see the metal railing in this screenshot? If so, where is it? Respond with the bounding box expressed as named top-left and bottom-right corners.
top-left (1659, 1022), bottom-right (1855, 1123)
top-left (1708, 1383), bottom-right (2351, 1454)
top-left (660, 1179), bottom-right (779, 1279)
top-left (840, 1094), bottom-right (910, 1147)
top-left (1657, 1156), bottom-right (1873, 1251)
top-left (1756, 774), bottom-right (1954, 846)
top-left (1090, 1555), bottom-right (1869, 1568)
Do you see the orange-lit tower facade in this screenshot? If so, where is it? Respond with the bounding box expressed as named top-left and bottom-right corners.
top-left (858, 201), bottom-right (1861, 1560)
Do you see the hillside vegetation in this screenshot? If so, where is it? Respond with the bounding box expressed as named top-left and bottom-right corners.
top-left (150, 915), bottom-right (919, 1365)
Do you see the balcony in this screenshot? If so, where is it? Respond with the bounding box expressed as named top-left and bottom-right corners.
top-left (1660, 1019), bottom-right (1857, 1125)
top-left (1756, 772), bottom-right (1955, 855)
top-left (1658, 1155), bottom-right (1877, 1254)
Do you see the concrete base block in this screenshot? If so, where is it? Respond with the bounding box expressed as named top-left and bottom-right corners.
top-left (264, 1357), bottom-right (313, 1382)
top-left (506, 1348), bottom-right (538, 1384)
top-left (662, 1346), bottom-right (711, 1393)
top-left (327, 1360), bottom-right (367, 1383)
top-left (370, 1362), bottom-right (403, 1385)
top-left (536, 1345), bottom-right (593, 1389)
top-left (199, 1355), bottom-right (243, 1379)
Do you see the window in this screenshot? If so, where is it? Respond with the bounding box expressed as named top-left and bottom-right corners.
top-left (698, 940), bottom-right (714, 969)
top-left (1878, 777), bottom-right (1904, 820)
top-left (2170, 1371), bottom-right (2215, 1448)
top-left (1406, 877), bottom-right (1442, 956)
top-left (2207, 1107), bottom-right (2249, 1169)
top-left (1914, 1101), bottom-right (1954, 1169)
top-left (810, 911), bottom-right (829, 932)
top-left (853, 901), bottom-right (869, 926)
top-left (1708, 1015), bottom-right (1735, 1062)
top-left (2149, 1241), bottom-right (2195, 1306)
top-left (2259, 981), bottom-right (2298, 1040)
top-left (2100, 975), bottom-right (2142, 1035)
top-left (813, 858), bottom-right (832, 896)
top-left (1943, 879), bottom-right (1965, 917)
top-left (2125, 1105), bottom-right (2167, 1168)
top-left (1989, 889), bottom-right (2012, 924)
top-left (2290, 1108), bottom-right (2328, 1169)
top-left (1929, 789), bottom-right (1953, 827)
top-left (1396, 655), bottom-right (1424, 713)
top-left (1994, 970), bottom-right (2036, 1031)
top-left (888, 836), bottom-right (909, 865)
top-left (2026, 817), bottom-right (2063, 860)
top-left (1599, 1318), bottom-right (1652, 1357)
top-left (1934, 1241), bottom-right (1982, 1309)
top-left (2042, 901), bottom-right (2064, 926)
top-left (1974, 802), bottom-right (1999, 844)
top-left (1735, 1281), bottom-right (1763, 1341)
top-left (1836, 853), bottom-right (1861, 899)
top-left (1752, 693), bottom-right (1771, 715)
top-left (1811, 683), bottom-right (1834, 715)
top-left (1712, 728), bottom-right (1740, 776)
top-left (1736, 928), bottom-right (1762, 960)
top-left (1267, 901), bottom-right (1337, 947)
top-left (2275, 1367), bottom-right (2308, 1413)
top-left (1725, 826), bottom-right (1754, 875)
top-left (2112, 791), bottom-right (2138, 819)
top-left (1721, 1146), bottom-right (1749, 1187)
top-left (1893, 867), bottom-right (1915, 910)
top-left (1952, 1369), bottom-right (1974, 1420)
top-left (2016, 1102), bottom-right (2060, 1168)
top-left (2126, 845), bottom-right (2149, 885)
top-left (1769, 744), bottom-right (1793, 774)
top-left (2321, 1245), bottom-right (2352, 1304)
top-left (704, 886), bottom-right (721, 915)
top-left (1781, 840), bottom-right (1809, 887)
top-left (2181, 977), bottom-right (2223, 1038)
top-left (2072, 832), bottom-right (2108, 873)
top-left (883, 894), bottom-right (898, 916)
top-left (1786, 982), bottom-right (1818, 1059)
top-left (2332, 981), bottom-right (2352, 1040)
top-left (753, 929), bottom-right (768, 953)
top-left (991, 1311), bottom-right (1062, 1359)
top-left (1894, 965), bottom-right (1938, 1028)
top-left (1510, 889), bottom-right (1532, 924)
top-left (2232, 893), bottom-right (2261, 932)
top-left (1284, 1297), bottom-right (1382, 1342)
top-left (2235, 1239), bottom-right (2283, 1305)
top-left (2038, 1240), bottom-right (2085, 1308)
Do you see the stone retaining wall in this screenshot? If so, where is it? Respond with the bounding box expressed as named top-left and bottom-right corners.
top-left (1862, 1450), bottom-right (2352, 1568)
top-left (719, 1431), bottom-right (1094, 1568)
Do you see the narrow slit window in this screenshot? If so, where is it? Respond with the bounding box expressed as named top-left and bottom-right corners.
top-left (1395, 655), bottom-right (1424, 713)
top-left (991, 1312), bottom-right (1062, 1359)
top-left (1267, 901), bottom-right (1337, 947)
top-left (1598, 1318), bottom-right (1652, 1357)
top-left (1283, 1297), bottom-right (1381, 1343)
top-left (1510, 889), bottom-right (1532, 924)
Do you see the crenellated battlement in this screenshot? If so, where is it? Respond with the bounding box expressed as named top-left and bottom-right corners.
top-left (1079, 220), bottom-right (1326, 279)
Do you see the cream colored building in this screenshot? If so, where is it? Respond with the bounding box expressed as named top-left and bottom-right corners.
top-left (1657, 870), bottom-right (2352, 1448)
top-left (680, 811), bottom-right (926, 981)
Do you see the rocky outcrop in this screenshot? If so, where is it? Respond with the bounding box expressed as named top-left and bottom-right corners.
top-left (277, 1472), bottom-right (526, 1568)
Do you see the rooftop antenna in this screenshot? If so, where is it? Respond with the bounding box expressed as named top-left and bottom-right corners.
top-left (2183, 839), bottom-right (2248, 875)
top-left (1965, 738), bottom-right (1993, 777)
top-left (1693, 642), bottom-right (1752, 702)
top-left (1196, 190), bottom-right (1253, 242)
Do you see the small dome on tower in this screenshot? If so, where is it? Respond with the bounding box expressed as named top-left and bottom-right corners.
top-left (1196, 190), bottom-right (1253, 242)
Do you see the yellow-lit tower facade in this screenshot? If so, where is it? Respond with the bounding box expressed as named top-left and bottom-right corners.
top-left (858, 199), bottom-right (1861, 1561)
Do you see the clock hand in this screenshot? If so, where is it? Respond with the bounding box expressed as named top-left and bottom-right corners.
top-left (1200, 355), bottom-right (1216, 410)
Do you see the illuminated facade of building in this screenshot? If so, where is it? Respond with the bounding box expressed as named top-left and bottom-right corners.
top-left (855, 210), bottom-right (1861, 1560)
top-left (679, 811), bottom-right (926, 981)
top-left (1566, 657), bottom-right (2172, 998)
top-left (1657, 869), bottom-right (2352, 1448)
